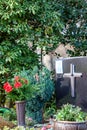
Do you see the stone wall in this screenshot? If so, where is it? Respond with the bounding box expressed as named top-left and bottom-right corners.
top-left (42, 44), bottom-right (74, 71)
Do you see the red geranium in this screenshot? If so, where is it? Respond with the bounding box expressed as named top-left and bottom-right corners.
top-left (3, 82), bottom-right (13, 93)
top-left (14, 81), bottom-right (22, 88)
top-left (3, 73), bottom-right (34, 101)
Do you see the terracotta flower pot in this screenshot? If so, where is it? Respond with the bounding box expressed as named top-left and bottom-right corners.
top-left (54, 121), bottom-right (87, 130)
top-left (15, 100), bottom-right (26, 126)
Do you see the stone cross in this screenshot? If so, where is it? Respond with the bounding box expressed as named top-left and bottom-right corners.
top-left (63, 64), bottom-right (82, 97)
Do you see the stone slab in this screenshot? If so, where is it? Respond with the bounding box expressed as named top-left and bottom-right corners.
top-left (55, 56), bottom-right (87, 111)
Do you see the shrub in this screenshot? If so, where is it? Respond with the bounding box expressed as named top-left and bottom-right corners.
top-left (26, 66), bottom-right (54, 123)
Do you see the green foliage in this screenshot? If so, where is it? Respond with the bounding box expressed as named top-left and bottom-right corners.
top-left (0, 107), bottom-right (11, 121)
top-left (44, 107), bottom-right (56, 120)
top-left (0, 0), bottom-right (39, 75)
top-left (9, 108), bottom-right (17, 121)
top-left (0, 107), bottom-right (16, 121)
top-left (26, 66), bottom-right (54, 103)
top-left (56, 104), bottom-right (87, 122)
top-left (56, 0), bottom-right (87, 56)
top-left (0, 0), bottom-right (63, 106)
top-left (43, 94), bottom-right (57, 119)
top-left (26, 66), bottom-right (54, 123)
top-left (25, 117), bottom-right (36, 126)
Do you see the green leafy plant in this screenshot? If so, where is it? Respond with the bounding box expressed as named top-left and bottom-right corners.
top-left (44, 107), bottom-right (56, 120)
top-left (43, 94), bottom-right (57, 120)
top-left (2, 70), bottom-right (36, 102)
top-left (56, 104), bottom-right (87, 122)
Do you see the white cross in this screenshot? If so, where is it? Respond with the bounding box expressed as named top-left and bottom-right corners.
top-left (63, 64), bottom-right (82, 97)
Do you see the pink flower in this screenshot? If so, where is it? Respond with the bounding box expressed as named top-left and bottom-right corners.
top-left (14, 76), bottom-right (20, 81)
top-left (28, 117), bottom-right (32, 121)
top-left (41, 126), bottom-right (47, 130)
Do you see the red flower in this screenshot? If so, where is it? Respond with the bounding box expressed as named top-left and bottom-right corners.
top-left (3, 82), bottom-right (13, 93)
top-left (14, 76), bottom-right (20, 81)
top-left (14, 81), bottom-right (22, 88)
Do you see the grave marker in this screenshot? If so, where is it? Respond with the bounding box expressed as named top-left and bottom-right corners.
top-left (55, 56), bottom-right (87, 111)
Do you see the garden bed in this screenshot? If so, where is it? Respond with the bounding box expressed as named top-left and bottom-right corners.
top-left (0, 116), bottom-right (15, 129)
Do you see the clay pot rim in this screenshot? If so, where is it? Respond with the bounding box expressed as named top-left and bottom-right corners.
top-left (54, 120), bottom-right (87, 124)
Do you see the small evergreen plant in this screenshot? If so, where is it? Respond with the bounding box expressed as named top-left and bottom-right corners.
top-left (26, 66), bottom-right (54, 123)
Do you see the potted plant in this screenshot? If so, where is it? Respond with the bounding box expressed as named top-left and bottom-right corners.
top-left (2, 70), bottom-right (36, 127)
top-left (54, 103), bottom-right (87, 130)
